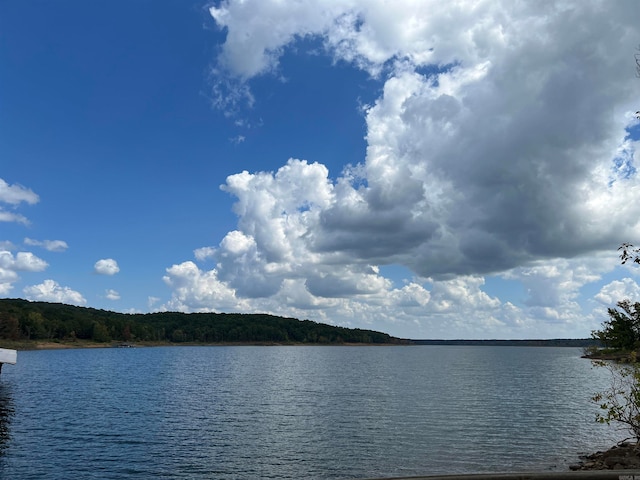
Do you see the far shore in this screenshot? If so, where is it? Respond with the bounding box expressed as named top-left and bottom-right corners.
top-left (1, 340), bottom-right (411, 351)
top-left (0, 338), bottom-right (599, 351)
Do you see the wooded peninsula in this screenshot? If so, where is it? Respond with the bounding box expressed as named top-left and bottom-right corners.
top-left (0, 298), bottom-right (407, 347)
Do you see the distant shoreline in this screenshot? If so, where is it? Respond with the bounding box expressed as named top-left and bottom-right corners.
top-left (0, 300), bottom-right (600, 350)
top-left (411, 338), bottom-right (598, 347)
top-left (3, 338), bottom-right (598, 351)
top-left (3, 340), bottom-right (408, 351)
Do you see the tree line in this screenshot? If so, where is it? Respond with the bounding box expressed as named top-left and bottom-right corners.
top-left (591, 244), bottom-right (640, 351)
top-left (0, 298), bottom-right (406, 345)
top-left (592, 299), bottom-right (640, 351)
top-left (590, 242), bottom-right (640, 443)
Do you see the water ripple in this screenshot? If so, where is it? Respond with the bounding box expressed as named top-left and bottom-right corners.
top-left (0, 346), bottom-right (624, 479)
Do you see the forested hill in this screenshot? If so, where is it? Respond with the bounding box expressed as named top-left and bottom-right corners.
top-left (0, 298), bottom-right (406, 345)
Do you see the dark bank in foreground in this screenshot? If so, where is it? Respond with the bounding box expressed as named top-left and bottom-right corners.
top-left (570, 442), bottom-right (640, 471)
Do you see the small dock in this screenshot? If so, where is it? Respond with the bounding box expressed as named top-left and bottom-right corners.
top-left (0, 348), bottom-right (17, 374)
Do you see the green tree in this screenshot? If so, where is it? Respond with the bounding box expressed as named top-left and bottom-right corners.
top-left (92, 322), bottom-right (111, 342)
top-left (593, 300), bottom-right (640, 351)
top-left (591, 242), bottom-right (640, 441)
top-left (619, 242), bottom-right (640, 266)
top-left (592, 355), bottom-right (640, 442)
top-left (171, 329), bottom-right (186, 342)
top-left (0, 313), bottom-right (20, 340)
top-left (22, 311), bottom-right (48, 340)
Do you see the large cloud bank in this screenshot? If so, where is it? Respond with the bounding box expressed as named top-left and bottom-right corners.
top-left (166, 0), bottom-right (640, 338)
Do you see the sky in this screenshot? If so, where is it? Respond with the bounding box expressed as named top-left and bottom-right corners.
top-left (1, 0), bottom-right (640, 340)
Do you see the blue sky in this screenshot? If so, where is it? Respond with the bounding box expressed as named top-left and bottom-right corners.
top-left (1, 0), bottom-right (640, 339)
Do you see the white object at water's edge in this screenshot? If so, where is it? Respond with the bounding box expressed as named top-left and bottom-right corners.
top-left (0, 348), bottom-right (17, 365)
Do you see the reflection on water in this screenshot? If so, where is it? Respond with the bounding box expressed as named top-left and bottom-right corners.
top-left (0, 382), bottom-right (13, 455)
top-left (1, 347), bottom-right (627, 479)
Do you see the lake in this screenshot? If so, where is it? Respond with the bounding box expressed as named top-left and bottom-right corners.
top-left (0, 345), bottom-right (624, 479)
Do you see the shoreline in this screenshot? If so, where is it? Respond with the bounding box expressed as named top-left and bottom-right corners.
top-left (570, 442), bottom-right (640, 471)
top-left (3, 340), bottom-right (407, 351)
top-left (3, 339), bottom-right (598, 351)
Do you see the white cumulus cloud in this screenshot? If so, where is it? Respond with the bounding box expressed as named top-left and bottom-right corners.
top-left (208, 0), bottom-right (640, 276)
top-left (0, 250), bottom-right (48, 296)
top-left (14, 252), bottom-right (48, 272)
top-left (162, 261), bottom-right (247, 312)
top-left (0, 251), bottom-right (48, 272)
top-left (0, 178), bottom-right (39, 206)
top-left (23, 279), bottom-right (86, 306)
top-left (595, 278), bottom-right (640, 306)
top-left (24, 238), bottom-right (68, 252)
top-left (105, 289), bottom-right (120, 301)
top-left (0, 269), bottom-right (18, 296)
top-left (94, 258), bottom-right (120, 275)
top-left (194, 246), bottom-right (216, 262)
top-left (0, 211), bottom-right (30, 225)
top-left (0, 178), bottom-right (39, 225)
top-left (0, 241), bottom-right (15, 251)
top-left (161, 0), bottom-right (640, 338)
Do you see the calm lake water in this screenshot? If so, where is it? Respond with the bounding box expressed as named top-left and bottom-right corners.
top-left (0, 345), bottom-right (624, 479)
